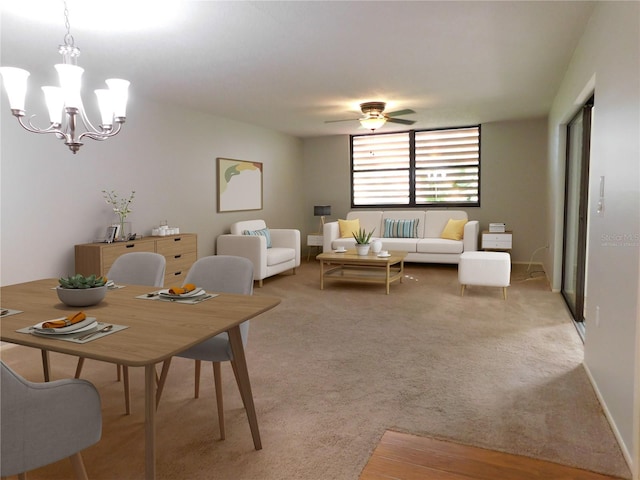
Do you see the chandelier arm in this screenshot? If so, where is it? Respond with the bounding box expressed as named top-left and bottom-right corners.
top-left (78, 121), bottom-right (123, 142)
top-left (16, 114), bottom-right (64, 136)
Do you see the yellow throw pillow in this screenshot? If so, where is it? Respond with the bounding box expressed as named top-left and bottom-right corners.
top-left (338, 218), bottom-right (360, 238)
top-left (440, 218), bottom-right (467, 241)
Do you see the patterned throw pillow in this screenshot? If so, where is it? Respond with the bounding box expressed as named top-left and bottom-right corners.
top-left (243, 227), bottom-right (272, 248)
top-left (383, 218), bottom-right (419, 238)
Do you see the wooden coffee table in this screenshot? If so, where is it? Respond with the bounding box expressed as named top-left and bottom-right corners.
top-left (316, 250), bottom-right (407, 294)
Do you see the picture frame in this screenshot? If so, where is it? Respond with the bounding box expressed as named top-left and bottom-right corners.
top-left (217, 158), bottom-right (263, 212)
top-left (105, 225), bottom-right (118, 243)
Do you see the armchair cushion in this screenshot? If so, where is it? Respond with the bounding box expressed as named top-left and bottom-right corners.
top-left (243, 227), bottom-right (272, 248)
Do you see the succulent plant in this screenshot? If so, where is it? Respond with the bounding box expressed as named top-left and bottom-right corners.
top-left (352, 227), bottom-right (375, 245)
top-left (58, 274), bottom-right (108, 289)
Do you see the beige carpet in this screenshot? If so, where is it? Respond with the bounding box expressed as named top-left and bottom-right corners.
top-left (0, 262), bottom-right (631, 480)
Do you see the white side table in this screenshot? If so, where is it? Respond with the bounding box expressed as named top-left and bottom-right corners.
top-left (307, 234), bottom-right (324, 261)
top-left (481, 230), bottom-right (513, 251)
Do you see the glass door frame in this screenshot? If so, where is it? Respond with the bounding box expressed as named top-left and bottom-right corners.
top-left (561, 95), bottom-right (594, 326)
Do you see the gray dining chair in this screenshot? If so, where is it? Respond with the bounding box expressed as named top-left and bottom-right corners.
top-left (75, 251), bottom-right (166, 415)
top-left (156, 255), bottom-right (253, 440)
top-left (1, 360), bottom-right (102, 480)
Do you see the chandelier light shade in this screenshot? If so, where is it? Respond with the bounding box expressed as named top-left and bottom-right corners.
top-left (359, 114), bottom-right (386, 131)
top-left (0, 3), bottom-right (129, 154)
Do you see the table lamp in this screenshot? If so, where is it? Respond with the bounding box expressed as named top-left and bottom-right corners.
top-left (314, 205), bottom-right (331, 233)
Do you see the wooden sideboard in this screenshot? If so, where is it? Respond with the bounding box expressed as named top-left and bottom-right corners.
top-left (75, 234), bottom-right (197, 287)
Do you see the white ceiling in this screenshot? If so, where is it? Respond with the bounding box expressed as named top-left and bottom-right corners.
top-left (1, 1), bottom-right (596, 138)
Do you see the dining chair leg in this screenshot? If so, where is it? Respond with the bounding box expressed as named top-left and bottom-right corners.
top-left (212, 362), bottom-right (225, 440)
top-left (117, 364), bottom-right (122, 382)
top-left (194, 360), bottom-right (201, 398)
top-left (69, 452), bottom-right (88, 480)
top-left (74, 357), bottom-right (85, 379)
top-left (123, 366), bottom-right (131, 415)
top-left (155, 359), bottom-right (172, 408)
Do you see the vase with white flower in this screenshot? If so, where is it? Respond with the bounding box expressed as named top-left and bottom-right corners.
top-left (103, 189), bottom-right (135, 241)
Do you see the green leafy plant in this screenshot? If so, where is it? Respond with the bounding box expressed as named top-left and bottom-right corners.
top-left (58, 274), bottom-right (108, 289)
top-left (352, 227), bottom-right (375, 245)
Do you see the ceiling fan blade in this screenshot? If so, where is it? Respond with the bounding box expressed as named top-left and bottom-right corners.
top-left (387, 118), bottom-right (416, 125)
top-left (324, 118), bottom-right (359, 123)
top-left (385, 109), bottom-right (415, 117)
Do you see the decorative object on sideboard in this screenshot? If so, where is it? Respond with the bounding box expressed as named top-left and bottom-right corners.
top-left (314, 205), bottom-right (331, 233)
top-left (57, 274), bottom-right (108, 307)
top-left (0, 1), bottom-right (129, 154)
top-left (103, 190), bottom-right (135, 241)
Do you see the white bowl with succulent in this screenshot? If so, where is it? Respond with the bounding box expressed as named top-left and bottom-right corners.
top-left (57, 274), bottom-right (108, 307)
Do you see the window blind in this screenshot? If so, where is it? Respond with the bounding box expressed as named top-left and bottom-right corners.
top-left (351, 126), bottom-right (480, 207)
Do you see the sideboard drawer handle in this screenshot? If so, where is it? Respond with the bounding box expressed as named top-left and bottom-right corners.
top-left (174, 254), bottom-right (182, 259)
top-left (173, 271), bottom-right (182, 276)
top-left (173, 237), bottom-right (182, 242)
top-left (125, 244), bottom-right (135, 248)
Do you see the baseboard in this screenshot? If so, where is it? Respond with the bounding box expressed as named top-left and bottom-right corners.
top-left (583, 362), bottom-right (634, 476)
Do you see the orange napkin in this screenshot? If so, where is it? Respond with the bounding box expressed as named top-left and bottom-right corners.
top-left (168, 283), bottom-right (196, 295)
top-left (42, 311), bottom-right (86, 329)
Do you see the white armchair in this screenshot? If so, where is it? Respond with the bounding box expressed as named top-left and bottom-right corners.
top-left (216, 220), bottom-right (300, 287)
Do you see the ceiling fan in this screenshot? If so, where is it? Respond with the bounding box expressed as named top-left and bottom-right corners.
top-left (325, 101), bottom-right (416, 131)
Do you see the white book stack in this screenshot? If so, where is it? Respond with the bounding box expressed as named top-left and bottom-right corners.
top-left (489, 223), bottom-right (506, 233)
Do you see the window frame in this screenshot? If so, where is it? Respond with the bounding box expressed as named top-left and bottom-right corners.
top-left (350, 125), bottom-right (481, 208)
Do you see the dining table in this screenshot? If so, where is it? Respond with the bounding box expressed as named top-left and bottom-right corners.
top-left (0, 278), bottom-right (281, 480)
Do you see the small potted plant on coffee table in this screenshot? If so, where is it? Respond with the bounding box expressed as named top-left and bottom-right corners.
top-left (57, 274), bottom-right (108, 307)
top-left (353, 227), bottom-right (375, 256)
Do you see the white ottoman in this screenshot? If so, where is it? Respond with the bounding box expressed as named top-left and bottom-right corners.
top-left (458, 251), bottom-right (511, 299)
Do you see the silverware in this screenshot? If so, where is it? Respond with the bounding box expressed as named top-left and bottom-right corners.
top-left (0, 309), bottom-right (9, 316)
top-left (193, 294), bottom-right (212, 303)
top-left (78, 324), bottom-right (113, 341)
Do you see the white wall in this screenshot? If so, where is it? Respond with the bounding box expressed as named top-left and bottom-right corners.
top-left (0, 90), bottom-right (303, 286)
top-left (547, 2), bottom-right (640, 475)
top-left (301, 119), bottom-right (549, 264)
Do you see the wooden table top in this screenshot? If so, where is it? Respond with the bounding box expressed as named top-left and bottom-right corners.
top-left (0, 279), bottom-right (281, 367)
top-left (316, 250), bottom-right (407, 264)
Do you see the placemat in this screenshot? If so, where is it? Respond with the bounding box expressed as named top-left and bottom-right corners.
top-left (16, 322), bottom-right (128, 344)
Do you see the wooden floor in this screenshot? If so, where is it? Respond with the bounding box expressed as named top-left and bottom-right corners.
top-left (359, 430), bottom-right (624, 480)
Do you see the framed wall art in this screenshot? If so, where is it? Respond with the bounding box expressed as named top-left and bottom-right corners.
top-left (217, 158), bottom-right (263, 212)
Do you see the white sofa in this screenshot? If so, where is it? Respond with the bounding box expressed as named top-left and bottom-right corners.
top-left (322, 210), bottom-right (479, 264)
top-left (217, 220), bottom-right (300, 286)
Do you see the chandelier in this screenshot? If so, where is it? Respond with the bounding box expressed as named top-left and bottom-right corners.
top-left (0, 2), bottom-right (129, 154)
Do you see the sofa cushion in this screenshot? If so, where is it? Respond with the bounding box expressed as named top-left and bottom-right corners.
top-left (417, 238), bottom-right (464, 254)
top-left (383, 218), bottom-right (419, 238)
top-left (346, 211), bottom-right (383, 237)
top-left (266, 247), bottom-right (296, 266)
top-left (338, 218), bottom-right (360, 238)
top-left (243, 227), bottom-right (272, 248)
top-left (378, 238), bottom-right (418, 253)
top-left (440, 218), bottom-right (468, 241)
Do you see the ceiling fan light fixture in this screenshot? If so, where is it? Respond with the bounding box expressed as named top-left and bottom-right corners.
top-left (359, 114), bottom-right (386, 131)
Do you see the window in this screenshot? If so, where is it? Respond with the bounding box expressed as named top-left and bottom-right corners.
top-left (351, 126), bottom-right (480, 207)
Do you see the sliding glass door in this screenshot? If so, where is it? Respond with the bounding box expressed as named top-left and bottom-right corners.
top-left (561, 96), bottom-right (593, 324)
